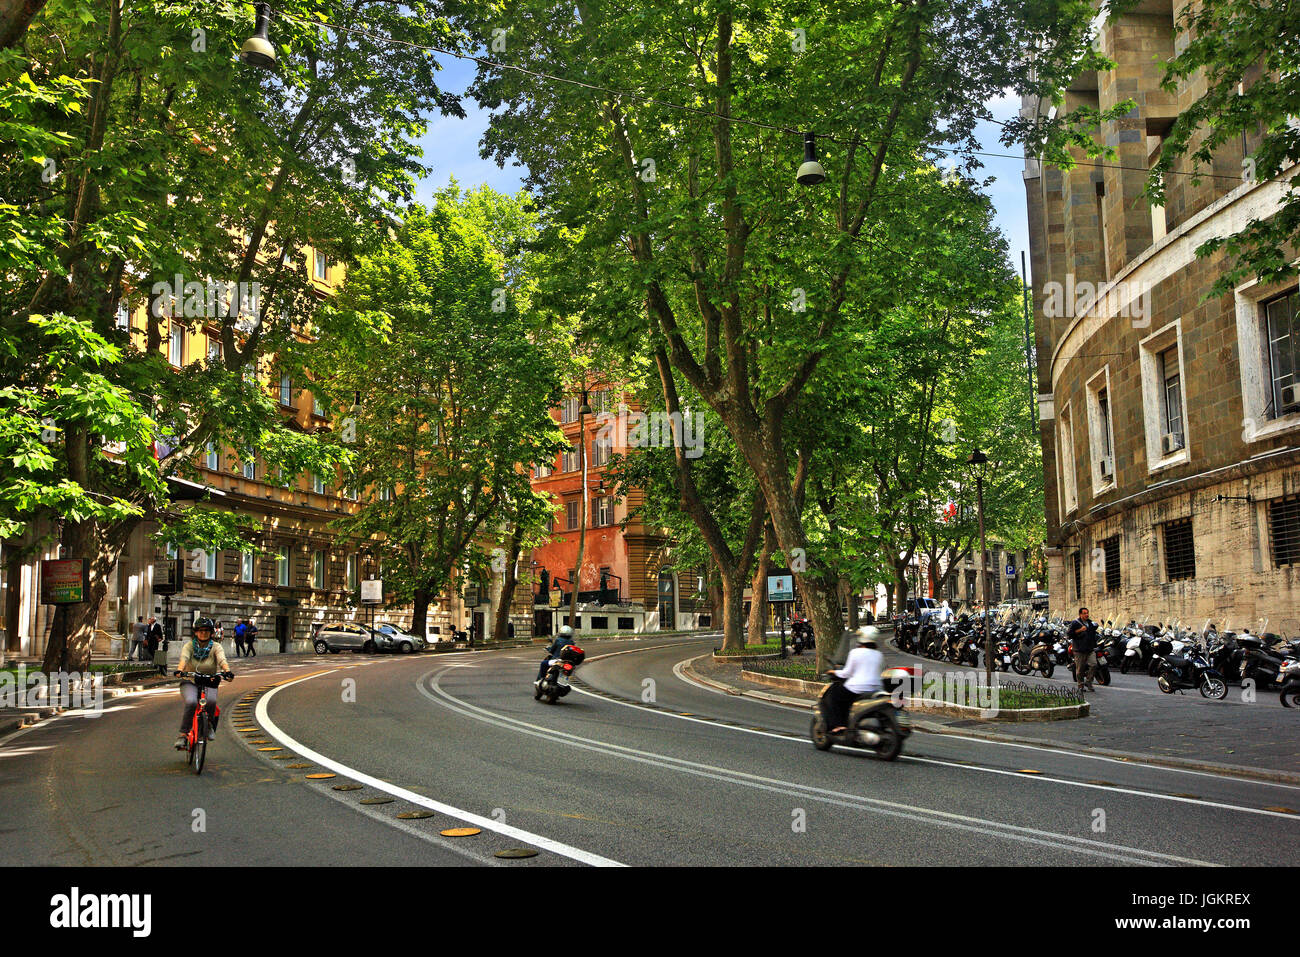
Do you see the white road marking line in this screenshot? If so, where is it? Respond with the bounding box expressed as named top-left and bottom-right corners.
top-left (253, 670), bottom-right (624, 867)
top-left (666, 650), bottom-right (1300, 791)
top-left (423, 668), bottom-right (1216, 866)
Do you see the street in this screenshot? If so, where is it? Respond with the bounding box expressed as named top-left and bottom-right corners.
top-left (3, 638), bottom-right (1295, 868)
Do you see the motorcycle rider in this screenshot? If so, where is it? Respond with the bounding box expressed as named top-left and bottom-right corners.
top-left (536, 624), bottom-right (577, 687)
top-left (1068, 606), bottom-right (1099, 692)
top-left (827, 626), bottom-right (884, 733)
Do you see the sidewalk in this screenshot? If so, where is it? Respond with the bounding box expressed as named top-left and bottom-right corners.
top-left (684, 651), bottom-right (1300, 785)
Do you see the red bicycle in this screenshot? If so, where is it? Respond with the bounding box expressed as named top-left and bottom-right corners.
top-left (177, 671), bottom-right (233, 774)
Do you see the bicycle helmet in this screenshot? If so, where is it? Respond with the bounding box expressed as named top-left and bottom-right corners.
top-left (193, 617), bottom-right (216, 636)
top-left (558, 624), bottom-right (574, 638)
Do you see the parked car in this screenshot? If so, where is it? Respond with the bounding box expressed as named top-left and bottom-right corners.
top-left (373, 622), bottom-right (427, 654)
top-left (312, 622), bottom-right (384, 655)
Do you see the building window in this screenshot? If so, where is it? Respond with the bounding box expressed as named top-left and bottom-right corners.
top-left (204, 442), bottom-right (219, 471)
top-left (534, 459), bottom-right (553, 479)
top-left (591, 437), bottom-right (611, 468)
top-left (1139, 320), bottom-right (1189, 469)
top-left (1264, 290), bottom-right (1299, 418)
top-left (1163, 519), bottom-right (1196, 581)
top-left (562, 445), bottom-right (581, 473)
top-left (242, 454), bottom-right (256, 480)
top-left (595, 495), bottom-right (612, 527)
top-left (1058, 402), bottom-right (1078, 514)
top-left (1102, 535), bottom-right (1121, 592)
top-left (590, 616), bottom-right (609, 630)
top-left (312, 549), bottom-right (325, 589)
top-left (379, 485), bottom-right (392, 502)
top-left (1086, 369), bottom-right (1116, 491)
top-left (566, 500), bottom-right (580, 529)
top-left (207, 337), bottom-right (221, 363)
top-left (168, 323), bottom-right (184, 367)
top-left (241, 551), bottom-right (255, 583)
top-left (203, 547), bottom-right (217, 581)
top-left (277, 545), bottom-right (290, 586)
top-left (545, 514), bottom-right (555, 534)
top-left (1072, 551), bottom-right (1082, 601)
top-left (313, 473), bottom-right (326, 495)
top-left (279, 373), bottom-right (292, 406)
top-left (1269, 495), bottom-right (1300, 567)
top-left (560, 397), bottom-right (579, 424)
top-left (312, 393), bottom-right (325, 417)
top-left (618, 616), bottom-right (635, 630)
top-left (115, 301), bottom-right (130, 330)
top-left (314, 251), bottom-right (329, 280)
top-left (165, 542), bottom-right (178, 560)
top-left (1159, 346), bottom-right (1184, 450)
top-left (347, 554), bottom-right (358, 592)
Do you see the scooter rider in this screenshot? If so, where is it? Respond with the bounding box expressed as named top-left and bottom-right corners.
top-left (536, 624), bottom-right (577, 687)
top-left (827, 626), bottom-right (884, 733)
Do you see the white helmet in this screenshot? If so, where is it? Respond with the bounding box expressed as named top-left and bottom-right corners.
top-left (857, 625), bottom-right (880, 647)
top-left (558, 625), bottom-right (573, 637)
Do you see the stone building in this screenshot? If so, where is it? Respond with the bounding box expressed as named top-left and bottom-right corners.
top-left (1, 244), bottom-right (521, 659)
top-left (1024, 0), bottom-right (1300, 628)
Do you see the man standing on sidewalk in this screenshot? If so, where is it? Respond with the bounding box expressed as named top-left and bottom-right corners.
top-left (128, 616), bottom-right (148, 661)
top-left (1068, 607), bottom-right (1098, 692)
top-left (146, 616), bottom-right (165, 675)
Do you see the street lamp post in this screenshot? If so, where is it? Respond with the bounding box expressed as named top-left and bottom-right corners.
top-left (968, 449), bottom-right (992, 685)
top-left (567, 387), bottom-right (592, 632)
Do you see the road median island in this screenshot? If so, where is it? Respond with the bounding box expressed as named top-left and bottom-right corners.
top-left (679, 652), bottom-right (1300, 785)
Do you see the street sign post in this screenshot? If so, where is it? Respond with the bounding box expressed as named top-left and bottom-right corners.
top-left (361, 578), bottom-right (382, 629)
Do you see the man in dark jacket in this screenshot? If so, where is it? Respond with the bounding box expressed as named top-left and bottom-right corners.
top-left (1068, 607), bottom-right (1098, 692)
top-left (536, 625), bottom-right (576, 685)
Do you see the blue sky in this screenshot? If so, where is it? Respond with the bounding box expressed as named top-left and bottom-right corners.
top-left (412, 56), bottom-right (1031, 275)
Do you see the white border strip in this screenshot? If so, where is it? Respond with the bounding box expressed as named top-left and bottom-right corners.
top-left (254, 670), bottom-right (625, 867)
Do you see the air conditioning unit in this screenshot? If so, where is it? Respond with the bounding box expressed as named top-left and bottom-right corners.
top-left (1161, 432), bottom-right (1183, 455)
top-left (1282, 383), bottom-right (1300, 410)
top-left (1099, 456), bottom-right (1114, 479)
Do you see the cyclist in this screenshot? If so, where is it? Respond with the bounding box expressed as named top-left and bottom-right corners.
top-left (173, 617), bottom-right (234, 750)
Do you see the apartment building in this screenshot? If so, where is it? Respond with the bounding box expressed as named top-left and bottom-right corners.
top-left (1025, 0), bottom-right (1300, 626)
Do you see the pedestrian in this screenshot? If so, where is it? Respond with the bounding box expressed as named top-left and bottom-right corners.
top-left (1068, 606), bottom-right (1099, 692)
top-left (244, 619), bottom-right (258, 657)
top-left (146, 616), bottom-right (166, 675)
top-left (129, 616), bottom-right (148, 661)
top-left (233, 619), bottom-right (247, 658)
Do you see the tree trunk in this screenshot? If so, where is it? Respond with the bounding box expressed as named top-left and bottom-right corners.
top-left (411, 587), bottom-right (431, 638)
top-left (41, 518), bottom-right (129, 675)
top-left (747, 522), bottom-right (773, 646)
top-left (492, 527), bottom-right (523, 643)
top-left (718, 565), bottom-right (745, 653)
top-left (845, 579), bottom-right (859, 630)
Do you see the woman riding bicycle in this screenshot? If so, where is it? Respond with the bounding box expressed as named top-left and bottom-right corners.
top-left (173, 617), bottom-right (233, 750)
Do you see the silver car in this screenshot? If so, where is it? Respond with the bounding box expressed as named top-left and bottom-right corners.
top-left (373, 622), bottom-right (426, 654)
top-left (312, 622), bottom-right (383, 655)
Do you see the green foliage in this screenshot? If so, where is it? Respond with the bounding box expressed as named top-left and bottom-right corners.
top-left (311, 186), bottom-right (565, 611)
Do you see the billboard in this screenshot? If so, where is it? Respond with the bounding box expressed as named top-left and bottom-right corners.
top-left (40, 559), bottom-right (87, 604)
top-left (767, 574), bottom-right (794, 603)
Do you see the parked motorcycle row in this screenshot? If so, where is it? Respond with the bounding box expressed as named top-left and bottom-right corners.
top-left (892, 610), bottom-right (1300, 707)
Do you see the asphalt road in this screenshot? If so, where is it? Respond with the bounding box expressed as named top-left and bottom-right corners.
top-left (1, 637), bottom-right (1297, 866)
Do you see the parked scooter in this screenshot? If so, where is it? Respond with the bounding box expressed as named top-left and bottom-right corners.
top-left (790, 615), bottom-right (815, 655)
top-left (1154, 642), bottom-right (1228, 699)
top-left (1279, 659), bottom-right (1300, 709)
top-left (1010, 628), bottom-right (1055, 679)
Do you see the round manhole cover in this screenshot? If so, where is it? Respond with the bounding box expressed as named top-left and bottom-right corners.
top-left (359, 797), bottom-right (393, 805)
top-left (305, 773), bottom-right (335, 779)
top-left (495, 848), bottom-right (538, 859)
top-left (397, 811), bottom-right (435, 820)
top-left (440, 827), bottom-right (481, 837)
top-left (332, 784), bottom-right (363, 791)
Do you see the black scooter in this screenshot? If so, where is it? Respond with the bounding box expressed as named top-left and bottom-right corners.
top-left (1280, 661), bottom-right (1300, 708)
top-left (790, 617), bottom-right (815, 655)
top-left (1155, 645), bottom-right (1228, 699)
top-left (810, 673), bottom-right (911, 761)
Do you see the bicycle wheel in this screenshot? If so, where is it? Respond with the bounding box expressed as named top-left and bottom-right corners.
top-left (194, 712), bottom-right (209, 775)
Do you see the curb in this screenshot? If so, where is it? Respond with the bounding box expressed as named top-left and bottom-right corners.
top-left (680, 654), bottom-right (1300, 786)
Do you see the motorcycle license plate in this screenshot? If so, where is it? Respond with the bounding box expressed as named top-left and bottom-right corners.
top-left (557, 675), bottom-right (570, 687)
top-left (1003, 655), bottom-right (1011, 664)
